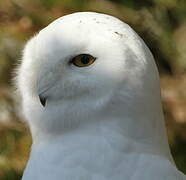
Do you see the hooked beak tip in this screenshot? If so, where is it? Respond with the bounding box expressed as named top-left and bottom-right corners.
top-left (39, 94), bottom-right (47, 107)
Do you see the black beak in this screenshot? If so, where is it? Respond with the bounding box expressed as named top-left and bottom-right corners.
top-left (39, 94), bottom-right (47, 107)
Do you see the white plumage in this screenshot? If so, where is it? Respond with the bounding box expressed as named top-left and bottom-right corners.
top-left (17, 12), bottom-right (186, 180)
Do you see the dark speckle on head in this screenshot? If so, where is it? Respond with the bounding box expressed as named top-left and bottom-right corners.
top-left (79, 20), bottom-right (82, 23)
top-left (114, 31), bottom-right (123, 38)
top-left (96, 21), bottom-right (100, 24)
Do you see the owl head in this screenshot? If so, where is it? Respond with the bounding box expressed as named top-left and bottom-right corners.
top-left (16, 12), bottom-right (160, 136)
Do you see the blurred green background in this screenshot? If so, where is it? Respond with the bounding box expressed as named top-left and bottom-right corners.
top-left (0, 0), bottom-right (186, 179)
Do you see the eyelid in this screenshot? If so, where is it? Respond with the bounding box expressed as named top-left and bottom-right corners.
top-left (69, 54), bottom-right (93, 62)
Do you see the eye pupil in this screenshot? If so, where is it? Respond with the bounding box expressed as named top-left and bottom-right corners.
top-left (81, 55), bottom-right (90, 64)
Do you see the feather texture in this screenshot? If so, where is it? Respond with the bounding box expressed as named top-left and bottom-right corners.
top-left (16, 12), bottom-right (186, 180)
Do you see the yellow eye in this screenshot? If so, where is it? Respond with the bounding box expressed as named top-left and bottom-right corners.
top-left (71, 54), bottom-right (96, 67)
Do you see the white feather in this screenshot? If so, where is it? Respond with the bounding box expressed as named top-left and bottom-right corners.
top-left (16, 12), bottom-right (186, 180)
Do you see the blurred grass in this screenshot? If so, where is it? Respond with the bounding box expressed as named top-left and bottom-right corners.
top-left (0, 0), bottom-right (186, 179)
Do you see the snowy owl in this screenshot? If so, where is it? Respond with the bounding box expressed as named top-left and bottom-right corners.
top-left (16, 12), bottom-right (186, 180)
